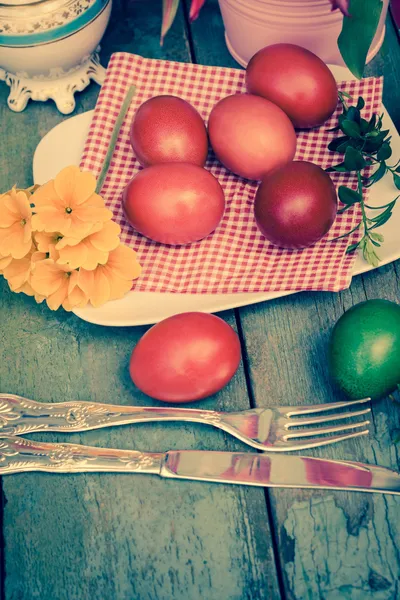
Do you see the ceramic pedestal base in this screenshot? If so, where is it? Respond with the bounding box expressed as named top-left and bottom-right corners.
top-left (0, 51), bottom-right (106, 114)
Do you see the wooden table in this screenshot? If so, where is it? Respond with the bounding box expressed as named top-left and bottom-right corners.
top-left (1, 2), bottom-right (399, 598)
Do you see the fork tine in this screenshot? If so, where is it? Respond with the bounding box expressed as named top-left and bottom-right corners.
top-left (286, 407), bottom-right (371, 429)
top-left (284, 419), bottom-right (370, 439)
top-left (282, 398), bottom-right (371, 417)
top-left (277, 428), bottom-right (369, 451)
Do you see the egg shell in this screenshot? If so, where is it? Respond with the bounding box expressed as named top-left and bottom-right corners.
top-left (208, 93), bottom-right (297, 180)
top-left (246, 43), bottom-right (338, 129)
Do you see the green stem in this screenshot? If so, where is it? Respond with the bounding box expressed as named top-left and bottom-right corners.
top-left (95, 85), bottom-right (137, 194)
top-left (358, 172), bottom-right (370, 240)
top-left (328, 221), bottom-right (361, 242)
top-left (364, 200), bottom-right (396, 210)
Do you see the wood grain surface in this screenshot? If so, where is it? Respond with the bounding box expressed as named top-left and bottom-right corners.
top-left (0, 1), bottom-right (399, 598)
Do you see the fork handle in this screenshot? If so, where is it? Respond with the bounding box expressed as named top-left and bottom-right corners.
top-left (0, 394), bottom-right (220, 436)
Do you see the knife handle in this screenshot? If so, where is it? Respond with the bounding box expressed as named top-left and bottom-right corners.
top-left (0, 436), bottom-right (163, 475)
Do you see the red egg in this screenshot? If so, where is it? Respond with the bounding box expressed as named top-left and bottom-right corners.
top-left (246, 44), bottom-right (338, 129)
top-left (254, 161), bottom-right (337, 249)
top-left (122, 163), bottom-right (225, 245)
top-left (129, 312), bottom-right (242, 403)
top-left (130, 95), bottom-right (208, 167)
top-left (208, 93), bottom-right (296, 180)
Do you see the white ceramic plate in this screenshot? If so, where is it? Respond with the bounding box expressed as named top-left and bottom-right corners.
top-left (33, 65), bottom-right (400, 327)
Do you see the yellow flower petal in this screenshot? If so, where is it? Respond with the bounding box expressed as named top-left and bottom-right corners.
top-left (14, 190), bottom-right (32, 220)
top-left (0, 195), bottom-right (18, 228)
top-left (30, 260), bottom-right (66, 296)
top-left (46, 280), bottom-right (69, 311)
top-left (57, 243), bottom-right (89, 270)
top-left (54, 166), bottom-right (96, 208)
top-left (73, 205), bottom-right (113, 223)
top-left (77, 268), bottom-right (94, 296)
top-left (31, 181), bottom-right (62, 209)
top-left (90, 220), bottom-right (121, 252)
top-left (34, 231), bottom-right (62, 253)
top-left (56, 221), bottom-right (103, 249)
top-left (0, 254), bottom-right (12, 273)
top-left (108, 274), bottom-right (134, 301)
top-left (105, 244), bottom-right (142, 280)
top-left (67, 276), bottom-right (88, 308)
top-left (53, 166), bottom-right (81, 206)
top-left (0, 224), bottom-right (32, 259)
top-left (3, 256), bottom-right (31, 290)
top-left (89, 268), bottom-right (111, 307)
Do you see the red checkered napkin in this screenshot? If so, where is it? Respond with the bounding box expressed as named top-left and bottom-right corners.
top-left (80, 52), bottom-right (383, 294)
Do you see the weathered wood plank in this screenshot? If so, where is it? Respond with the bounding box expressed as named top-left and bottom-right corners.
top-left (188, 4), bottom-right (399, 597)
top-left (236, 20), bottom-right (400, 596)
top-left (0, 2), bottom-right (281, 599)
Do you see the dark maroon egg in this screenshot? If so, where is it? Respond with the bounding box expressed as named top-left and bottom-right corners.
top-left (254, 161), bottom-right (337, 249)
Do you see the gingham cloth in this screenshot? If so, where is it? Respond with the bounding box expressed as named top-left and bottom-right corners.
top-left (80, 52), bottom-right (383, 294)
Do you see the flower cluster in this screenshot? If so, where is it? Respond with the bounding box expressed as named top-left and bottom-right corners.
top-left (0, 166), bottom-right (141, 311)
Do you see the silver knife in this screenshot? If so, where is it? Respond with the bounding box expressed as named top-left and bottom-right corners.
top-left (1, 436), bottom-right (399, 495)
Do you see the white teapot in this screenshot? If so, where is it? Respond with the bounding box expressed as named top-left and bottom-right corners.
top-left (0, 0), bottom-right (112, 113)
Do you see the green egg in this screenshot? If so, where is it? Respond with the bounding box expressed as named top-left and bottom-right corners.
top-left (328, 299), bottom-right (400, 400)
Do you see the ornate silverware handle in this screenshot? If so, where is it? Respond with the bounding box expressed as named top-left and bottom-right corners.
top-left (0, 436), bottom-right (163, 475)
top-left (0, 394), bottom-right (220, 436)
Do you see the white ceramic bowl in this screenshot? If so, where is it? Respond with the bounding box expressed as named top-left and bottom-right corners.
top-left (0, 0), bottom-right (112, 77)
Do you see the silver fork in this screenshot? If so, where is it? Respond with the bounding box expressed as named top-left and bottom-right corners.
top-left (0, 394), bottom-right (371, 452)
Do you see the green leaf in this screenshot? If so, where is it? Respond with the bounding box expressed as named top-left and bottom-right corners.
top-left (328, 136), bottom-right (350, 152)
top-left (364, 132), bottom-right (390, 153)
top-left (326, 162), bottom-right (348, 173)
top-left (338, 204), bottom-right (353, 214)
top-left (337, 141), bottom-right (353, 153)
top-left (369, 232), bottom-right (384, 242)
top-left (369, 211), bottom-right (392, 227)
top-left (346, 106), bottom-right (361, 124)
top-left (339, 90), bottom-right (353, 100)
top-left (373, 161), bottom-right (387, 183)
top-left (161, 0), bottom-right (181, 44)
top-left (360, 118), bottom-right (370, 134)
top-left (346, 242), bottom-right (361, 253)
top-left (344, 146), bottom-right (366, 171)
top-left (338, 186), bottom-right (362, 205)
top-left (363, 238), bottom-right (381, 267)
top-left (366, 113), bottom-right (377, 132)
top-left (341, 119), bottom-right (361, 138)
top-left (364, 162), bottom-right (387, 187)
top-left (377, 143), bottom-right (392, 161)
top-left (393, 174), bottom-right (400, 190)
top-left (338, 0), bottom-right (383, 78)
top-left (357, 97), bottom-right (365, 110)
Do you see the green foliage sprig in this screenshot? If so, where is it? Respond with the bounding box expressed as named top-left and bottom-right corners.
top-left (327, 92), bottom-right (400, 267)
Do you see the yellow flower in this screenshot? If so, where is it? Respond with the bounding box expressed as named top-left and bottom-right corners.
top-left (82, 244), bottom-right (142, 307)
top-left (2, 250), bottom-right (46, 301)
top-left (0, 188), bottom-right (33, 259)
top-left (31, 166), bottom-right (113, 240)
top-left (56, 220), bottom-right (121, 270)
top-left (30, 259), bottom-right (94, 312)
top-left (34, 231), bottom-right (63, 255)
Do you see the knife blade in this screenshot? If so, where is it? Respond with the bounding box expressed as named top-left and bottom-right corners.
top-left (0, 436), bottom-right (399, 495)
top-left (162, 450), bottom-right (400, 495)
